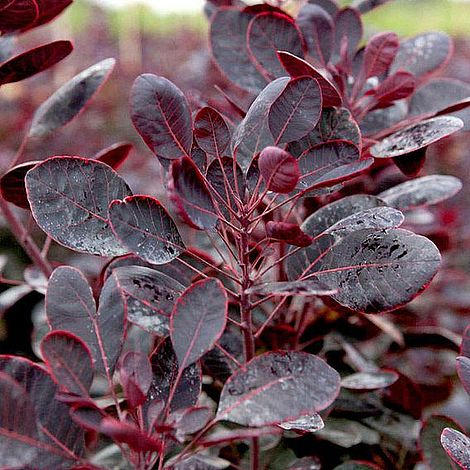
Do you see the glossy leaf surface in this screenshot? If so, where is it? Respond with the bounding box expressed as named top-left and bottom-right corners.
top-left (258, 147), bottom-right (300, 193)
top-left (279, 413), bottom-right (324, 433)
top-left (341, 371), bottom-right (399, 391)
top-left (26, 156), bottom-right (131, 256)
top-left (441, 428), bottom-right (470, 469)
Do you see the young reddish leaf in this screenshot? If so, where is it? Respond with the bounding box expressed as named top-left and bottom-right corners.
top-left (94, 142), bottom-right (133, 170)
top-left (46, 266), bottom-right (125, 375)
top-left (0, 160), bottom-right (40, 209)
top-left (99, 417), bottom-right (162, 453)
top-left (441, 428), bottom-right (470, 469)
top-left (277, 51), bottom-right (342, 106)
top-left (392, 147), bottom-right (427, 177)
top-left (378, 175), bottom-right (462, 211)
top-left (28, 58), bottom-right (115, 138)
top-left (341, 371), bottom-right (399, 391)
top-left (247, 12), bottom-right (304, 80)
top-left (279, 413), bottom-right (324, 433)
top-left (0, 372), bottom-right (48, 468)
top-left (0, 356), bottom-right (85, 464)
top-left (314, 228), bottom-right (441, 313)
top-left (369, 70), bottom-right (416, 108)
top-left (408, 78), bottom-right (470, 118)
top-left (109, 195), bottom-right (184, 264)
top-left (456, 356), bottom-right (470, 396)
top-left (361, 32), bottom-right (399, 80)
top-left (169, 156), bottom-right (218, 230)
top-left (40, 330), bottom-right (93, 397)
top-left (333, 8), bottom-right (363, 61)
top-left (171, 278), bottom-right (227, 368)
top-left (421, 416), bottom-right (463, 470)
top-left (296, 3), bottom-right (334, 66)
top-left (390, 32), bottom-right (452, 79)
top-left (194, 106), bottom-right (230, 156)
top-left (269, 76), bottom-right (322, 144)
top-left (0, 0), bottom-right (72, 33)
top-left (258, 146), bottom-right (299, 194)
top-left (210, 7), bottom-right (268, 93)
top-left (233, 77), bottom-right (289, 170)
top-left (25, 156), bottom-right (131, 256)
top-left (216, 351), bottom-right (340, 426)
top-left (119, 351), bottom-right (152, 409)
top-left (112, 265), bottom-right (184, 336)
top-left (370, 116), bottom-right (463, 159)
top-left (266, 221), bottom-right (312, 247)
top-left (0, 40), bottom-right (72, 86)
top-left (147, 338), bottom-right (202, 413)
top-left (246, 280), bottom-right (336, 297)
top-left (130, 74), bottom-right (192, 161)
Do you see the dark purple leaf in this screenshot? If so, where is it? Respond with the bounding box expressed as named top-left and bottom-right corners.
top-left (361, 32), bottom-right (399, 79)
top-left (109, 195), bottom-right (184, 264)
top-left (408, 78), bottom-right (470, 118)
top-left (421, 416), bottom-right (463, 470)
top-left (289, 107), bottom-right (360, 157)
top-left (314, 228), bottom-right (441, 313)
top-left (441, 428), bottom-right (470, 469)
top-left (191, 145), bottom-right (207, 172)
top-left (0, 0), bottom-right (72, 34)
top-left (258, 146), bottom-right (300, 193)
top-left (351, 0), bottom-right (393, 13)
top-left (94, 142), bottom-right (133, 170)
top-left (171, 278), bottom-right (227, 368)
top-left (297, 4), bottom-right (333, 66)
top-left (216, 351), bottom-right (340, 426)
top-left (40, 330), bottom-right (93, 397)
top-left (28, 58), bottom-right (115, 138)
top-left (269, 76), bottom-right (322, 144)
top-left (210, 7), bottom-right (268, 93)
top-left (308, 0), bottom-right (339, 16)
top-left (26, 156), bottom-right (131, 256)
top-left (378, 175), bottom-right (462, 211)
top-left (341, 370), bottom-right (399, 391)
top-left (461, 326), bottom-right (470, 358)
top-left (265, 221), bottom-right (312, 247)
top-left (233, 77), bottom-right (289, 170)
top-left (194, 106), bottom-right (230, 156)
top-left (247, 12), bottom-right (304, 80)
top-left (370, 116), bottom-right (463, 158)
top-left (170, 156), bottom-right (218, 230)
top-left (147, 338), bottom-right (202, 413)
top-left (0, 372), bottom-right (45, 468)
top-left (333, 8), bottom-right (363, 61)
top-left (368, 70), bottom-right (416, 109)
top-left (119, 351), bottom-right (152, 409)
top-left (279, 413), bottom-right (324, 433)
top-left (277, 51), bottom-right (342, 106)
top-left (0, 40), bottom-right (72, 86)
top-left (383, 370), bottom-right (423, 419)
top-left (246, 280), bottom-right (336, 296)
top-left (392, 147), bottom-right (427, 177)
top-left (456, 356), bottom-right (470, 397)
top-left (46, 266), bottom-right (125, 375)
top-left (172, 406), bottom-right (212, 440)
top-left (100, 417), bottom-right (162, 452)
top-left (130, 74), bottom-right (192, 161)
top-left (0, 160), bottom-right (40, 209)
top-left (0, 356), bottom-right (85, 465)
top-left (390, 32), bottom-right (452, 79)
top-left (112, 265), bottom-right (184, 336)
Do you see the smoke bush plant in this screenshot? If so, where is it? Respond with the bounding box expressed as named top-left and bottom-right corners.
top-left (0, 0), bottom-right (470, 468)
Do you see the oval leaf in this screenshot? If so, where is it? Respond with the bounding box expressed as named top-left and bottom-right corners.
top-left (109, 195), bottom-right (184, 264)
top-left (279, 413), bottom-right (324, 433)
top-left (0, 40), bottom-right (72, 86)
top-left (119, 351), bottom-right (152, 409)
top-left (26, 156), bottom-right (131, 256)
top-left (94, 142), bottom-right (133, 170)
top-left (40, 330), bottom-right (94, 397)
top-left (456, 356), bottom-right (470, 397)
top-left (170, 156), bottom-right (218, 230)
top-left (269, 76), bottom-right (322, 144)
top-left (341, 371), bottom-right (399, 391)
top-left (130, 74), bottom-right (192, 161)
top-left (441, 428), bottom-right (470, 469)
top-left (361, 32), bottom-right (399, 79)
top-left (371, 116), bottom-right (463, 159)
top-left (28, 58), bottom-right (115, 138)
top-left (0, 160), bottom-right (40, 209)
top-left (259, 146), bottom-right (300, 194)
top-left (171, 278), bottom-right (228, 368)
top-left (194, 106), bottom-right (230, 156)
top-left (216, 351), bottom-right (340, 426)
top-left (266, 221), bottom-right (312, 247)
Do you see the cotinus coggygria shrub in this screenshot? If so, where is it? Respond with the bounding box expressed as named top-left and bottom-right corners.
top-left (0, 0), bottom-right (469, 468)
